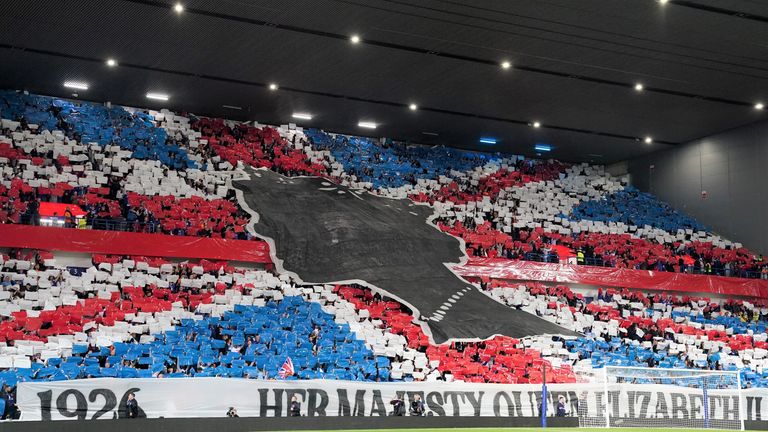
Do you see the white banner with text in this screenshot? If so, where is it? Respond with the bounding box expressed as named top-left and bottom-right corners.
top-left (16, 378), bottom-right (767, 421)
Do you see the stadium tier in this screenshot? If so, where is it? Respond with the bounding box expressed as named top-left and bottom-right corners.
top-left (2, 91), bottom-right (766, 278)
top-left (0, 252), bottom-right (766, 389)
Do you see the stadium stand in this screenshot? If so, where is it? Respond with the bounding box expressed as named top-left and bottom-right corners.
top-left (304, 128), bottom-right (502, 189)
top-left (2, 91), bottom-right (765, 278)
top-left (6, 0), bottom-right (768, 427)
top-left (0, 251), bottom-right (407, 384)
top-left (486, 281), bottom-right (768, 388)
top-left (1, 90), bottom-right (767, 394)
top-left (0, 251), bottom-right (765, 388)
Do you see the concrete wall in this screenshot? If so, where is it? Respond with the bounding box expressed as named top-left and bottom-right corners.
top-left (627, 121), bottom-right (768, 257)
top-left (605, 160), bottom-right (629, 178)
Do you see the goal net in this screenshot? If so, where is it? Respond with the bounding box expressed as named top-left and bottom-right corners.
top-left (578, 366), bottom-right (744, 430)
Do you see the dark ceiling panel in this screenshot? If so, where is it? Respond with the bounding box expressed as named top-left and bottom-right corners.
top-left (239, 0), bottom-right (768, 98)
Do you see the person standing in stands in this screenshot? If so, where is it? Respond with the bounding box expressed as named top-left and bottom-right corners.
top-left (556, 395), bottom-right (567, 417)
top-left (289, 395), bottom-right (301, 417)
top-left (28, 198), bottom-right (40, 226)
top-left (409, 394), bottom-right (425, 416)
top-left (308, 326), bottom-right (320, 346)
top-left (389, 395), bottom-right (406, 416)
top-left (63, 206), bottom-right (74, 228)
top-left (2, 384), bottom-right (19, 420)
top-left (125, 392), bottom-right (139, 419)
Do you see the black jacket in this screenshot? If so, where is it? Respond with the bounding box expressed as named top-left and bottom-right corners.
top-left (126, 399), bottom-right (139, 418)
top-left (3, 391), bottom-right (15, 408)
top-left (390, 399), bottom-right (405, 416)
top-left (2, 391), bottom-right (18, 419)
top-left (409, 400), bottom-right (425, 416)
top-left (290, 401), bottom-right (301, 417)
top-left (556, 401), bottom-right (567, 417)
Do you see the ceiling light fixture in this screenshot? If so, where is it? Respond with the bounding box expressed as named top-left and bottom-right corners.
top-left (501, 61), bottom-right (512, 70)
top-left (532, 121), bottom-right (541, 128)
top-left (479, 138), bottom-right (497, 145)
top-left (408, 103), bottom-right (418, 111)
top-left (63, 81), bottom-right (89, 90)
top-left (534, 144), bottom-right (552, 152)
top-left (358, 121), bottom-right (377, 129)
top-left (174, 2), bottom-right (184, 13)
top-left (658, 0), bottom-right (669, 4)
top-left (268, 83), bottom-right (278, 91)
top-left (644, 136), bottom-right (653, 144)
top-left (350, 35), bottom-right (361, 44)
top-left (755, 102), bottom-right (765, 110)
top-left (292, 113), bottom-right (313, 120)
top-left (222, 105), bottom-right (242, 110)
top-left (106, 58), bottom-right (118, 67)
top-left (634, 83), bottom-right (644, 91)
top-left (146, 92), bottom-right (170, 101)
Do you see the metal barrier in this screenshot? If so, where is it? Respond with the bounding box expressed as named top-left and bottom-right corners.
top-left (19, 215), bottom-right (162, 234)
top-left (90, 218), bottom-right (160, 233)
top-left (520, 251), bottom-right (766, 280)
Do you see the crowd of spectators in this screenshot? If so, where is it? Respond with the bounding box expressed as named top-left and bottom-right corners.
top-left (437, 214), bottom-right (768, 279)
top-left (335, 284), bottom-right (576, 384)
top-left (3, 90), bottom-right (767, 280)
top-left (487, 280), bottom-right (768, 387)
top-left (0, 249), bottom-right (396, 384)
top-left (567, 186), bottom-right (707, 233)
top-left (418, 158), bottom-right (569, 205)
top-left (0, 105), bottom-right (252, 238)
top-left (305, 129), bottom-right (500, 190)
top-left (1, 247), bottom-right (767, 389)
top-left (194, 118), bottom-right (329, 178)
top-left (0, 175), bottom-right (252, 239)
top-left (0, 91), bottom-right (199, 170)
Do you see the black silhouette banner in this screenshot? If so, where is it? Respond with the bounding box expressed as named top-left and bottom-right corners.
top-left (234, 169), bottom-right (574, 343)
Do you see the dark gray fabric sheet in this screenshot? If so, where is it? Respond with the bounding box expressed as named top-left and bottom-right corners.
top-left (235, 169), bottom-right (575, 342)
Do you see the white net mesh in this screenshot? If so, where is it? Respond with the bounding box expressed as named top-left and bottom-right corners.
top-left (579, 366), bottom-right (743, 430)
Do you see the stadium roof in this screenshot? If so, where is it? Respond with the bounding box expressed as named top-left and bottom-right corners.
top-left (1, 0), bottom-right (766, 163)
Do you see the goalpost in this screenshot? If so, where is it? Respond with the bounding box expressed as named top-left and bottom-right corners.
top-left (578, 366), bottom-right (744, 430)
